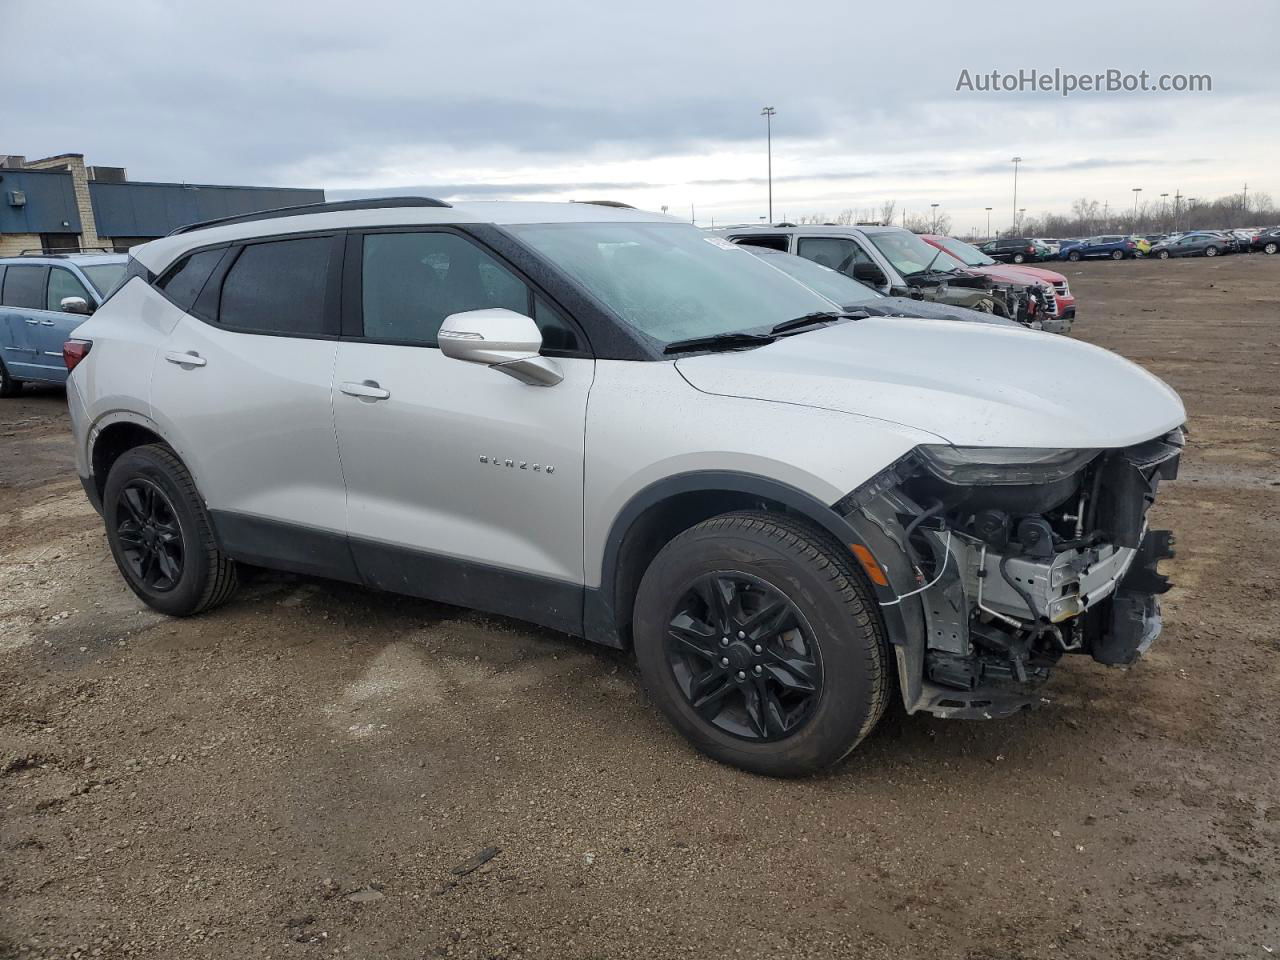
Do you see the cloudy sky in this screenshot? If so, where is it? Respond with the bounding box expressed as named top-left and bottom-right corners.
top-left (8, 0), bottom-right (1277, 230)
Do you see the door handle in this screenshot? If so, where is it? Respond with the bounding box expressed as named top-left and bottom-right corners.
top-left (340, 380), bottom-right (390, 401)
top-left (24, 318), bottom-right (39, 325)
top-left (40, 319), bottom-right (56, 326)
top-left (164, 350), bottom-right (207, 368)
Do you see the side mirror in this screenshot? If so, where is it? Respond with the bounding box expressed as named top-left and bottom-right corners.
top-left (60, 296), bottom-right (92, 316)
top-left (851, 262), bottom-right (887, 287)
top-left (438, 308), bottom-right (563, 387)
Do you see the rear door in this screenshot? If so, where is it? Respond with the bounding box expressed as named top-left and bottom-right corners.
top-left (0, 264), bottom-right (50, 380)
top-left (148, 233), bottom-right (353, 578)
top-left (331, 227), bottom-right (594, 631)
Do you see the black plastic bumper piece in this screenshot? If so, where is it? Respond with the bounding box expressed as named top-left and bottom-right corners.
top-left (1089, 528), bottom-right (1176, 666)
top-left (80, 474), bottom-right (102, 516)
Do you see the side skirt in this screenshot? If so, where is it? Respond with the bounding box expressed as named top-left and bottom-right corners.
top-left (209, 511), bottom-right (585, 637)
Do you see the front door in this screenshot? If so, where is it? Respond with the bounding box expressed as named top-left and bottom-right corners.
top-left (332, 228), bottom-right (594, 633)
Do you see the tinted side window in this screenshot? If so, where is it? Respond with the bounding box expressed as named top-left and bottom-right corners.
top-left (361, 231), bottom-right (580, 352)
top-left (731, 235), bottom-right (790, 252)
top-left (47, 268), bottom-right (92, 311)
top-left (219, 237), bottom-right (332, 336)
top-left (1, 265), bottom-right (48, 310)
top-left (795, 237), bottom-right (871, 274)
top-left (156, 248), bottom-right (224, 313)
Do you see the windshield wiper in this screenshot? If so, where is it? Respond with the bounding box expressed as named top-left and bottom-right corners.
top-left (769, 310), bottom-right (868, 335)
top-left (663, 332), bottom-right (776, 355)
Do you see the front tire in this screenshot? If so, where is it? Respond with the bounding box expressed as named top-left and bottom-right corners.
top-left (103, 444), bottom-right (238, 616)
top-left (1068, 250), bottom-right (1082, 262)
top-left (1157, 250), bottom-right (1170, 260)
top-left (1265, 242), bottom-right (1278, 255)
top-left (0, 359), bottom-right (22, 398)
top-left (632, 512), bottom-right (890, 777)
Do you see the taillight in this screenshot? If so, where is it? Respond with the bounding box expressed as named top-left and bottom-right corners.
top-left (63, 339), bottom-right (92, 371)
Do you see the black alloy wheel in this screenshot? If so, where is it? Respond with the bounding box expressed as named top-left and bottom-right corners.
top-left (665, 572), bottom-right (822, 742)
top-left (115, 478), bottom-right (185, 592)
top-left (102, 443), bottom-right (238, 616)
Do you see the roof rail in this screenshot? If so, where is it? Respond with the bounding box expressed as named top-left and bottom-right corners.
top-left (16, 247), bottom-right (117, 257)
top-left (167, 196), bottom-right (452, 237)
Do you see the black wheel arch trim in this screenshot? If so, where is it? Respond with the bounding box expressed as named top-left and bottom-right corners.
top-left (584, 470), bottom-right (910, 652)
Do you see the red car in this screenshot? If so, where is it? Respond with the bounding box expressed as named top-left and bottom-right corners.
top-left (922, 234), bottom-right (1077, 327)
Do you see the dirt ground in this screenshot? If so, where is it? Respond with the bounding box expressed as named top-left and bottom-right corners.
top-left (1, 254), bottom-right (1277, 960)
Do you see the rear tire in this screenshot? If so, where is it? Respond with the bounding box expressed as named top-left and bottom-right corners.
top-left (632, 511), bottom-right (890, 777)
top-left (1157, 250), bottom-right (1170, 260)
top-left (1205, 245), bottom-right (1218, 257)
top-left (1110, 249), bottom-right (1124, 260)
top-left (0, 360), bottom-right (22, 398)
top-left (103, 444), bottom-right (238, 616)
top-left (1012, 253), bottom-right (1026, 264)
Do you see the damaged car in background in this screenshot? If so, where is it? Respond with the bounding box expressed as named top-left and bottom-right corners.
top-left (714, 223), bottom-right (1063, 333)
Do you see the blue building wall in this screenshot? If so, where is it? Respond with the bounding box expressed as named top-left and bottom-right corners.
top-left (0, 169), bottom-right (82, 234)
top-left (90, 180), bottom-right (325, 237)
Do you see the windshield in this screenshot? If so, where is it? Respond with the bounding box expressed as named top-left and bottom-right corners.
top-left (933, 236), bottom-right (995, 267)
top-left (507, 222), bottom-right (837, 345)
top-left (866, 230), bottom-right (967, 276)
top-left (743, 248), bottom-right (883, 306)
top-left (80, 263), bottom-right (127, 297)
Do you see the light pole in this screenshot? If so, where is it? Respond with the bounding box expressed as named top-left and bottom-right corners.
top-left (1018, 208), bottom-right (1026, 233)
top-left (761, 106), bottom-right (776, 224)
top-left (1010, 156), bottom-right (1022, 231)
top-left (930, 203), bottom-right (939, 232)
top-left (1131, 187), bottom-right (1142, 231)
top-left (984, 206), bottom-right (992, 239)
top-left (1159, 193), bottom-right (1168, 232)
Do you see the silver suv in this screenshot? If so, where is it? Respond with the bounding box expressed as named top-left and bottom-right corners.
top-left (67, 198), bottom-right (1185, 776)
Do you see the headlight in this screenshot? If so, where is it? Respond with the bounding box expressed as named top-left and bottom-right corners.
top-left (917, 446), bottom-right (1098, 485)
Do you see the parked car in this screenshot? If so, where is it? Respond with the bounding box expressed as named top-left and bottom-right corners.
top-left (1149, 233), bottom-right (1231, 258)
top-left (921, 234), bottom-right (1076, 332)
top-left (0, 251), bottom-right (128, 395)
top-left (739, 245), bottom-right (1020, 328)
top-left (716, 224), bottom-right (1046, 324)
top-left (1229, 230), bottom-right (1255, 253)
top-left (982, 237), bottom-right (1049, 264)
top-left (1033, 238), bottom-right (1061, 257)
top-left (67, 197), bottom-right (1185, 777)
top-left (1129, 236), bottom-right (1152, 257)
top-left (1250, 227), bottom-right (1280, 255)
top-left (1059, 236), bottom-right (1139, 261)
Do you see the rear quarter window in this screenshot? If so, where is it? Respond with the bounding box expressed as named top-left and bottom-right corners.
top-left (155, 248), bottom-right (225, 313)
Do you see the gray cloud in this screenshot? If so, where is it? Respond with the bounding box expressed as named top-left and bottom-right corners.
top-left (5, 0), bottom-right (1276, 223)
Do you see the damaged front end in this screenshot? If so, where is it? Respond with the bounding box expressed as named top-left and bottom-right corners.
top-left (836, 429), bottom-right (1183, 719)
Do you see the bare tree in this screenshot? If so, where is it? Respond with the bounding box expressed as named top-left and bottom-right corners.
top-left (879, 200), bottom-right (897, 226)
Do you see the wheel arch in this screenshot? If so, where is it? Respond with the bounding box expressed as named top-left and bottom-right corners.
top-left (584, 471), bottom-right (908, 653)
top-left (88, 413), bottom-right (174, 506)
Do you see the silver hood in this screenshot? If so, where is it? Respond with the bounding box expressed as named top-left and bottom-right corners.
top-left (675, 316), bottom-right (1185, 448)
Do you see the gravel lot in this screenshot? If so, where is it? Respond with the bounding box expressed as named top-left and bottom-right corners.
top-left (2, 255), bottom-right (1278, 960)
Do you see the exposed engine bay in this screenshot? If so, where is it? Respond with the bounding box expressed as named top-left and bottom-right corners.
top-left (898, 272), bottom-right (1055, 328)
top-left (838, 428), bottom-right (1183, 718)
